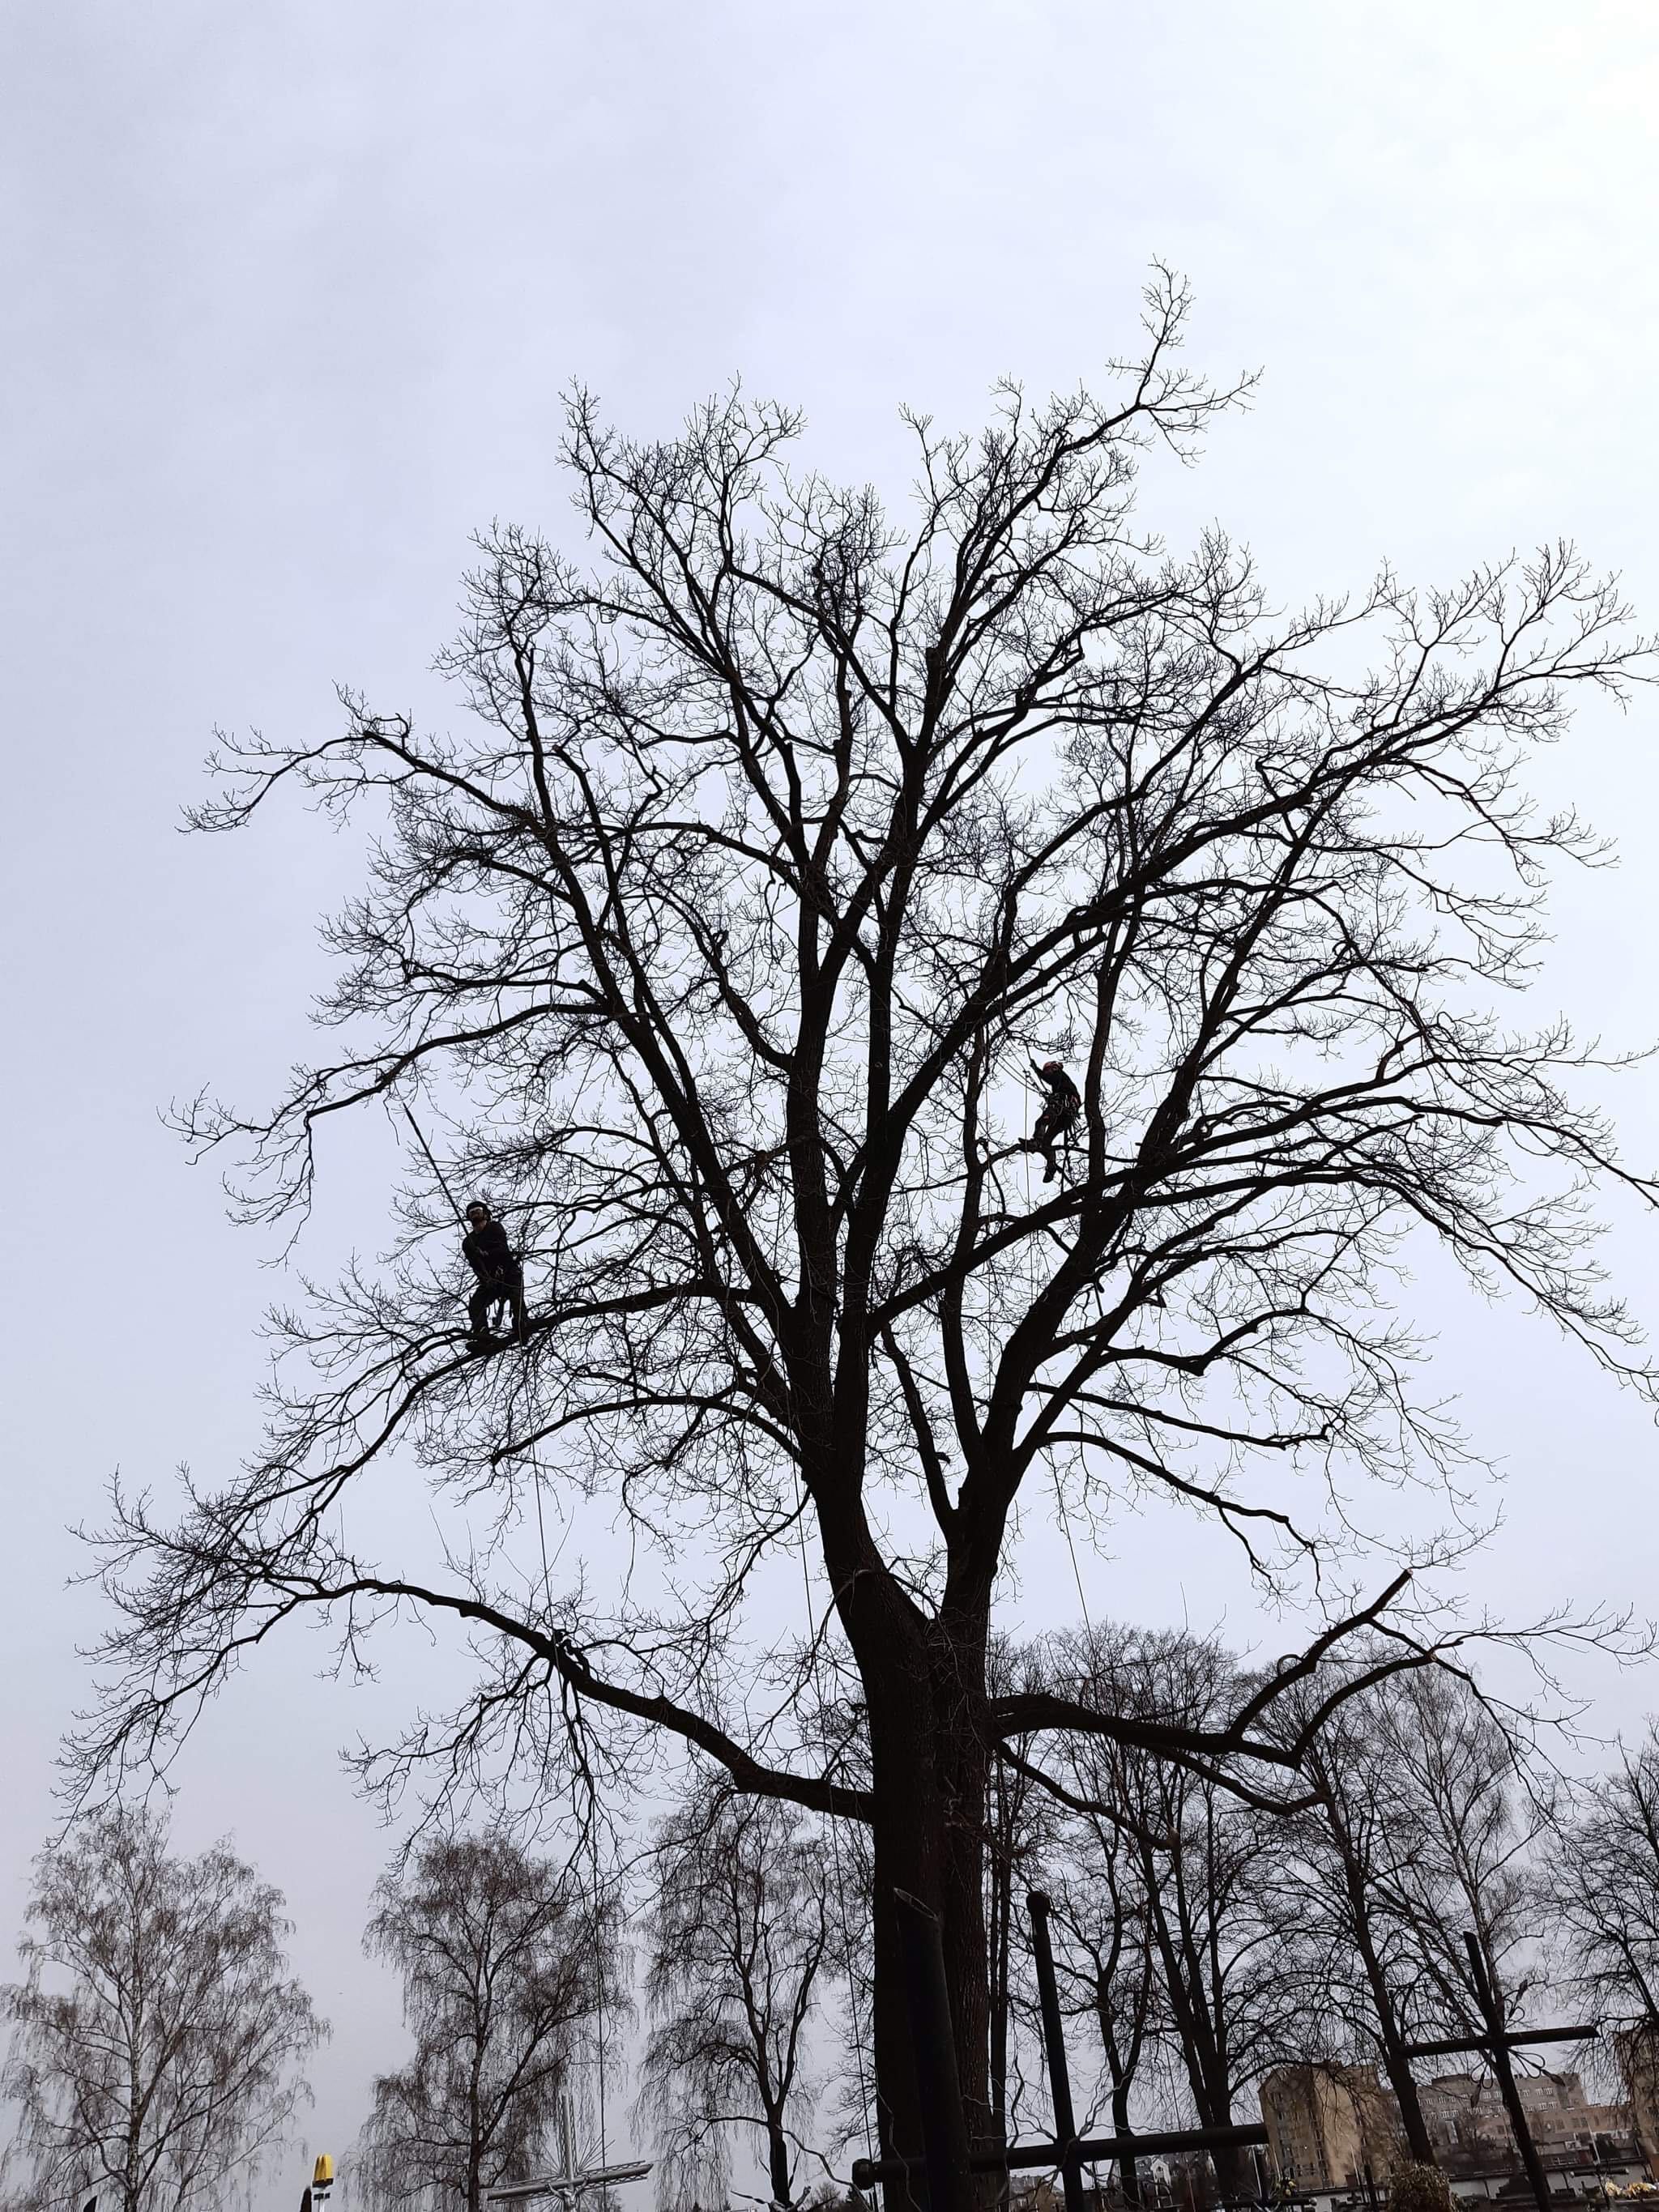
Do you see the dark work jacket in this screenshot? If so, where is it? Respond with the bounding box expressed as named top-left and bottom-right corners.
top-left (1038, 1065), bottom-right (1081, 1111)
top-left (463, 1218), bottom-right (516, 1283)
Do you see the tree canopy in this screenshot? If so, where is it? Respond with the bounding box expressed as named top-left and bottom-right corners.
top-left (356, 1830), bottom-right (615, 2212)
top-left (2, 1809), bottom-right (322, 2212)
top-left (77, 274), bottom-right (1658, 2157)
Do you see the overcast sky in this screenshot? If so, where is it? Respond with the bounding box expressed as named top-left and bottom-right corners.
top-left (4, 2), bottom-right (1659, 2201)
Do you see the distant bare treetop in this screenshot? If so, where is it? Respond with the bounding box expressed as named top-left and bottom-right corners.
top-left (2, 1807), bottom-right (322, 2212)
top-left (1544, 1728), bottom-right (1659, 2031)
top-left (76, 271), bottom-right (1658, 2162)
top-left (355, 1830), bottom-right (618, 2212)
top-left (639, 1786), bottom-right (835, 2211)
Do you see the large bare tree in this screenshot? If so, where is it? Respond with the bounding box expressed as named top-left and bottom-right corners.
top-left (1, 1808), bottom-right (322, 2212)
top-left (355, 1831), bottom-right (616, 2212)
top-left (77, 275), bottom-right (1658, 2172)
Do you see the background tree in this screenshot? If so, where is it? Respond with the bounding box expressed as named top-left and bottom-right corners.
top-left (1267, 1672), bottom-right (1448, 2162)
top-left (1379, 1669), bottom-right (1550, 2041)
top-left (984, 1642), bottom-right (1053, 2165)
top-left (356, 1831), bottom-right (616, 2212)
top-left (80, 278), bottom-right (1659, 2165)
top-left (1047, 1628), bottom-right (1299, 2196)
top-left (1048, 1803), bottom-right (1160, 2204)
top-left (2, 1807), bottom-right (322, 2212)
top-left (639, 1786), bottom-right (834, 2212)
top-left (1544, 1729), bottom-right (1659, 2031)
top-left (1252, 1660), bottom-right (1555, 2170)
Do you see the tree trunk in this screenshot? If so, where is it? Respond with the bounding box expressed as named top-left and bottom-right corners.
top-left (467, 2046), bottom-right (485, 2212)
top-left (861, 1608), bottom-right (994, 2184)
top-left (1324, 1800), bottom-right (1435, 2166)
top-left (1111, 2068), bottom-right (1141, 2206)
top-left (121, 2002), bottom-right (143, 2212)
top-left (1362, 1958), bottom-right (1435, 2165)
top-left (764, 2101), bottom-right (795, 2212)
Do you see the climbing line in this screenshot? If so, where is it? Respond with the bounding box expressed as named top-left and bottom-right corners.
top-left (704, 1244), bottom-right (878, 2179)
top-left (531, 1468), bottom-right (553, 1608)
top-left (592, 1813), bottom-right (609, 2180)
top-left (1055, 1487), bottom-right (1094, 1639)
top-left (1020, 1091), bottom-right (1093, 1640)
top-left (791, 1476), bottom-right (878, 2178)
top-left (397, 1106), bottom-right (603, 2157)
top-left (513, 1348), bottom-right (606, 2172)
top-left (538, 1489), bottom-right (612, 2174)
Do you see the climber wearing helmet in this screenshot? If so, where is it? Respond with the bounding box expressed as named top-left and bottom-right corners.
top-left (1021, 1058), bottom-right (1081, 1184)
top-left (461, 1200), bottom-right (525, 1349)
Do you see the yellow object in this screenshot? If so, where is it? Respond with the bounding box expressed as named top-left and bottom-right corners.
top-left (313, 2157), bottom-right (334, 2189)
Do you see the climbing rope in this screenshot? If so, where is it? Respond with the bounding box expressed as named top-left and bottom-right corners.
top-left (704, 1238), bottom-right (877, 2182)
top-left (791, 1489), bottom-right (878, 2179)
top-left (510, 1339), bottom-right (610, 2180)
top-left (1020, 1068), bottom-right (1094, 1638)
top-left (591, 1814), bottom-right (608, 2180)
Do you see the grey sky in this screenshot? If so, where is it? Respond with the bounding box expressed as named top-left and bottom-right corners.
top-left (4, 1), bottom-right (1659, 2199)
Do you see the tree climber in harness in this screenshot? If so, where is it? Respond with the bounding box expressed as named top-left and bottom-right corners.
top-left (1020, 1058), bottom-right (1081, 1184)
top-left (462, 1200), bottom-right (526, 1350)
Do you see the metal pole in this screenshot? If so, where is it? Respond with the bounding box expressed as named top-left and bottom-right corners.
top-left (1464, 1931), bottom-right (1553, 2212)
top-left (1028, 1892), bottom-right (1087, 2212)
top-left (851, 2125), bottom-right (1271, 2189)
top-left (893, 1889), bottom-right (974, 2212)
top-left (858, 2114), bottom-right (1273, 2185)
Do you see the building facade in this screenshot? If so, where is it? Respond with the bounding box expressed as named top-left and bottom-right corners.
top-left (1417, 2069), bottom-right (1639, 2180)
top-left (1617, 2025), bottom-right (1659, 2173)
top-left (1260, 2066), bottom-right (1409, 2193)
top-left (1260, 2065), bottom-right (1644, 2197)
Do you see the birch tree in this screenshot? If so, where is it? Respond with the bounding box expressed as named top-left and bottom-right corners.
top-left (2, 1809), bottom-right (322, 2212)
